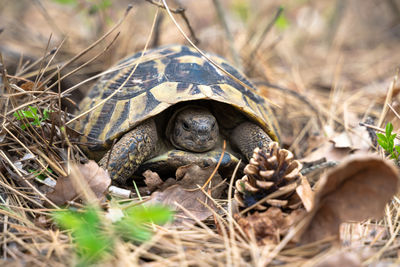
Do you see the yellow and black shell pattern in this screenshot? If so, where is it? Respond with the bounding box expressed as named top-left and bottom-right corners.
top-left (75, 45), bottom-right (278, 150)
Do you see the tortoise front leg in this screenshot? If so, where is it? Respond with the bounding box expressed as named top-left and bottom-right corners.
top-left (231, 122), bottom-right (273, 161)
top-left (99, 119), bottom-right (158, 184)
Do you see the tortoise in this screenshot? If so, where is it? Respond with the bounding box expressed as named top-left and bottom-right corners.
top-left (74, 45), bottom-right (279, 184)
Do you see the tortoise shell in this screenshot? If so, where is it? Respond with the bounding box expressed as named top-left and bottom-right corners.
top-left (75, 45), bottom-right (278, 151)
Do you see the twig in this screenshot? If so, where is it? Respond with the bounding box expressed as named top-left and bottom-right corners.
top-left (145, 0), bottom-right (199, 44)
top-left (66, 5), bottom-right (159, 126)
top-left (252, 80), bottom-right (323, 128)
top-left (212, 0), bottom-right (241, 69)
top-left (151, 12), bottom-right (165, 47)
top-left (38, 5), bottom-right (133, 92)
top-left (44, 32), bottom-right (120, 94)
top-left (245, 7), bottom-right (283, 73)
top-left (32, 0), bottom-right (64, 37)
top-left (202, 140), bottom-right (226, 190)
top-left (378, 69), bottom-right (399, 127)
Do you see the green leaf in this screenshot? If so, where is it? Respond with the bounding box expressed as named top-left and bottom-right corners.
top-left (386, 122), bottom-right (394, 138)
top-left (43, 109), bottom-right (50, 121)
top-left (52, 207), bottom-right (113, 264)
top-left (115, 205), bottom-right (173, 242)
top-left (13, 111), bottom-right (24, 120)
top-left (377, 133), bottom-right (387, 142)
top-left (377, 139), bottom-right (387, 151)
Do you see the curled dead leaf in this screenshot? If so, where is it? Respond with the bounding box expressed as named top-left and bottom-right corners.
top-left (46, 160), bottom-right (111, 206)
top-left (297, 155), bottom-right (399, 244)
top-left (149, 164), bottom-right (226, 227)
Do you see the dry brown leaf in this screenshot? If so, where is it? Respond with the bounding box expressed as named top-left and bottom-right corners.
top-left (46, 160), bottom-right (111, 206)
top-left (301, 141), bottom-right (354, 163)
top-left (297, 155), bottom-right (399, 244)
top-left (143, 170), bottom-right (164, 192)
top-left (296, 175), bottom-right (314, 212)
top-left (330, 126), bottom-right (371, 151)
top-left (302, 123), bottom-right (372, 163)
top-left (236, 207), bottom-right (305, 245)
top-left (149, 164), bottom-right (225, 227)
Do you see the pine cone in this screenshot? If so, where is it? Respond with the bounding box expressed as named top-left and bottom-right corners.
top-left (234, 142), bottom-right (303, 213)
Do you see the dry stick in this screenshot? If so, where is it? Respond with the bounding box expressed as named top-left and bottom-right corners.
top-left (65, 15), bottom-right (158, 125)
top-left (199, 185), bottom-right (250, 246)
top-left (34, 34), bottom-right (53, 88)
top-left (151, 12), bottom-right (165, 48)
top-left (66, 7), bottom-right (160, 126)
top-left (0, 54), bottom-right (15, 110)
top-left (161, 0), bottom-right (279, 111)
top-left (16, 48), bottom-right (58, 77)
top-left (252, 80), bottom-right (321, 120)
top-left (2, 198), bottom-right (8, 260)
top-left (32, 0), bottom-right (64, 37)
top-left (3, 91), bottom-right (59, 97)
top-left (359, 122), bottom-right (400, 138)
top-left (5, 75), bottom-right (31, 83)
top-left (0, 151), bottom-right (54, 208)
top-left (145, 0), bottom-right (199, 44)
top-left (38, 4), bottom-right (133, 93)
top-left (44, 32), bottom-right (120, 94)
top-left (245, 7), bottom-right (283, 73)
top-left (6, 95), bottom-right (53, 116)
top-left (387, 103), bottom-right (400, 121)
top-left (378, 71), bottom-right (398, 128)
top-left (364, 213), bottom-right (400, 264)
top-left (49, 68), bottom-right (61, 147)
top-left (2, 126), bottom-right (48, 171)
top-left (202, 140), bottom-right (226, 190)
top-left (227, 160), bottom-right (245, 266)
top-left (212, 0), bottom-right (241, 69)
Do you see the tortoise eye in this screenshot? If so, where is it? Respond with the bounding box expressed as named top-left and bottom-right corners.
top-left (211, 122), bottom-right (216, 129)
top-left (182, 121), bottom-right (190, 131)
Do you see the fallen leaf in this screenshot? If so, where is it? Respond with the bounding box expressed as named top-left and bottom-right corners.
top-left (301, 140), bottom-right (354, 163)
top-left (295, 175), bottom-right (314, 212)
top-left (149, 164), bottom-right (226, 227)
top-left (330, 125), bottom-right (371, 151)
top-left (235, 208), bottom-right (305, 245)
top-left (46, 160), bottom-right (111, 206)
top-left (297, 155), bottom-right (399, 244)
top-left (143, 170), bottom-right (164, 192)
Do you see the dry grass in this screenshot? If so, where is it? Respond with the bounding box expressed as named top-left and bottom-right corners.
top-left (1, 0), bottom-right (400, 266)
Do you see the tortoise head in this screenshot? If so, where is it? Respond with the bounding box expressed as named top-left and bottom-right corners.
top-left (168, 106), bottom-right (219, 152)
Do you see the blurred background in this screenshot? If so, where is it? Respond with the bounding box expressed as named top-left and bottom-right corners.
top-left (1, 0), bottom-right (400, 155)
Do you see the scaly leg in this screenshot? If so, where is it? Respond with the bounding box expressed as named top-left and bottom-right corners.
top-left (99, 119), bottom-right (158, 184)
top-left (231, 122), bottom-right (273, 161)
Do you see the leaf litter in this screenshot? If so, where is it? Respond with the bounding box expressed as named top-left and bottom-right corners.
top-left (1, 0), bottom-right (400, 266)
top-left (147, 164), bottom-right (226, 227)
top-left (46, 160), bottom-right (111, 206)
